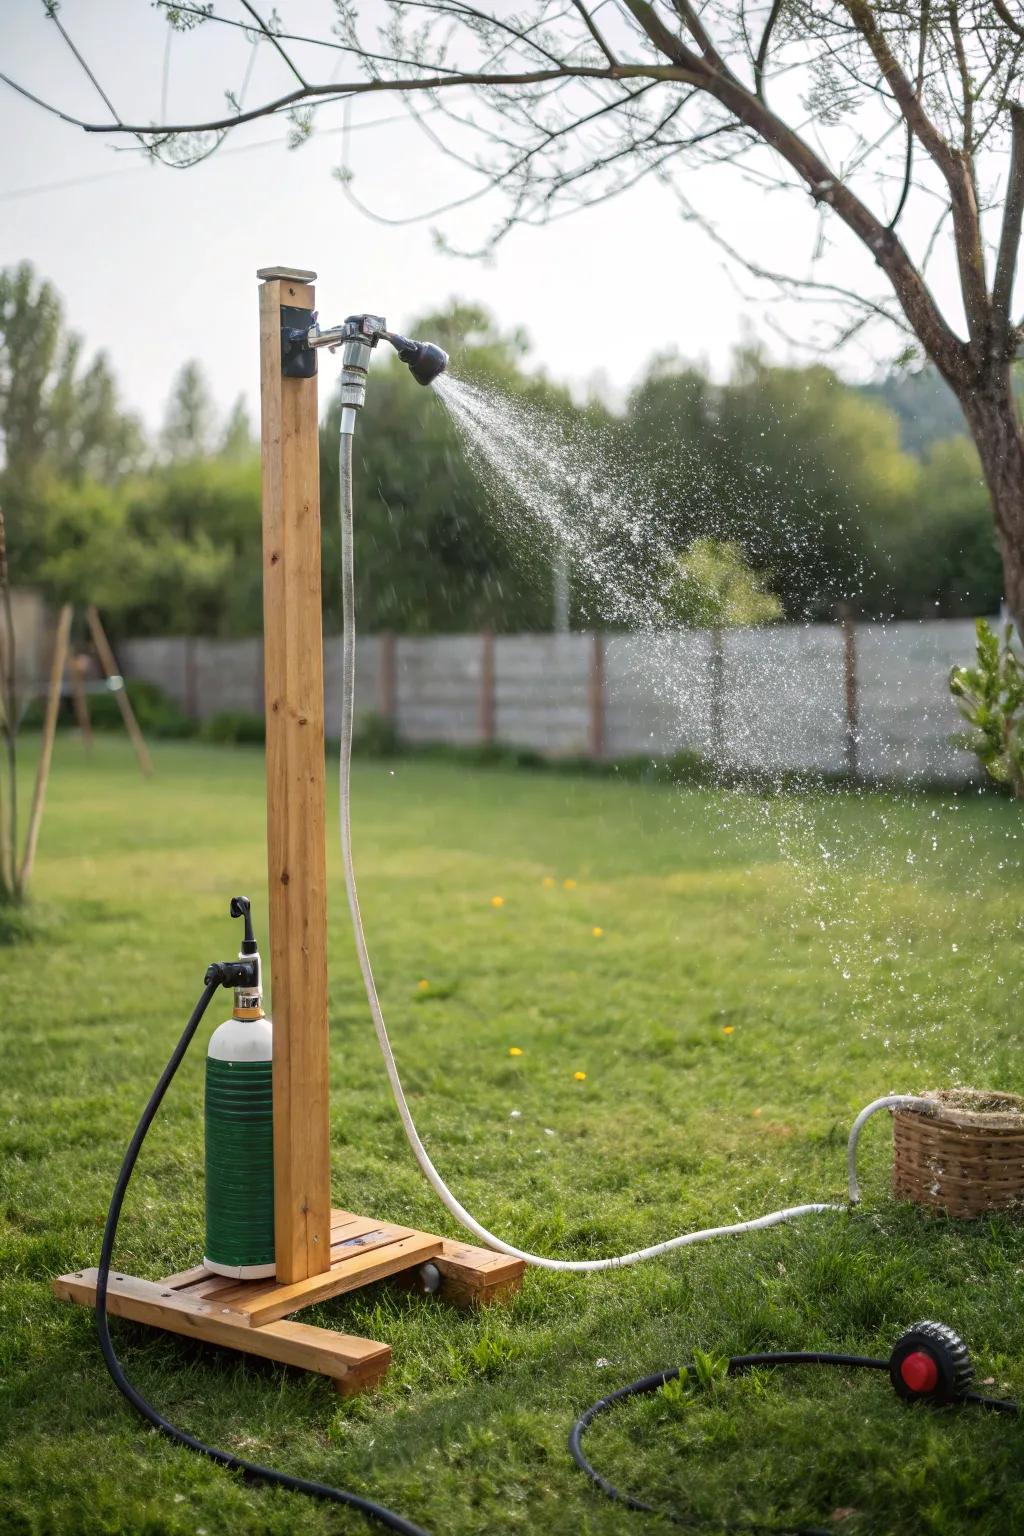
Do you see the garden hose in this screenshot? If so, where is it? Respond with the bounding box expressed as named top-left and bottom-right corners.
top-left (568, 1328), bottom-right (1019, 1533)
top-left (335, 425), bottom-right (952, 1271)
top-left (95, 962), bottom-right (432, 1536)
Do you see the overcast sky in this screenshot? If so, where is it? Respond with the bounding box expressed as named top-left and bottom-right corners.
top-left (3, 1), bottom-right (972, 436)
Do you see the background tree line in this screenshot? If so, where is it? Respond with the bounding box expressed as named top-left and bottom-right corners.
top-left (0, 263), bottom-right (1005, 640)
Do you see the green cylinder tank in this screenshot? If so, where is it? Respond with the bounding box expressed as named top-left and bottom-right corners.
top-left (204, 1007), bottom-right (275, 1279)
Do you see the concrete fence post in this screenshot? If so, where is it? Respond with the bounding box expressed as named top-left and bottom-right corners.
top-left (378, 630), bottom-right (397, 726)
top-left (710, 626), bottom-right (725, 762)
top-left (589, 631), bottom-right (605, 760)
top-left (183, 635), bottom-right (198, 720)
top-left (841, 607), bottom-right (860, 779)
top-left (479, 630), bottom-right (496, 744)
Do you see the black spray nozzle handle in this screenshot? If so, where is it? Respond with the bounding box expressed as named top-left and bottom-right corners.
top-left (229, 896), bottom-right (258, 954)
top-left (383, 331), bottom-right (449, 386)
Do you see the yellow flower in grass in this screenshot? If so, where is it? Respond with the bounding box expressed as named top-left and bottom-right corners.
top-left (574, 1071), bottom-right (587, 1081)
top-left (592, 927), bottom-right (603, 938)
top-left (563, 878), bottom-right (577, 890)
top-left (722, 1025), bottom-right (735, 1035)
top-left (491, 895), bottom-right (505, 908)
top-left (417, 979), bottom-right (430, 992)
top-left (542, 876), bottom-right (556, 889)
top-left (509, 1046), bottom-right (524, 1057)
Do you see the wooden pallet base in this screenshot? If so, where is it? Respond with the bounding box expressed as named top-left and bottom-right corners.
top-left (54, 1208), bottom-right (525, 1397)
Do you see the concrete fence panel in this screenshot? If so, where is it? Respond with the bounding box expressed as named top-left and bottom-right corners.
top-left (722, 624), bottom-right (847, 774)
top-left (115, 617), bottom-right (994, 785)
top-left (856, 618), bottom-right (986, 783)
top-left (604, 631), bottom-right (717, 759)
top-left (495, 634), bottom-right (592, 755)
top-left (394, 635), bottom-right (482, 745)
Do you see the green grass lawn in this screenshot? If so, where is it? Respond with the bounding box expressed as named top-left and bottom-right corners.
top-left (2, 736), bottom-right (1024, 1536)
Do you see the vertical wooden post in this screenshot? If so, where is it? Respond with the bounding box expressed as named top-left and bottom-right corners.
top-left (840, 606), bottom-right (860, 780)
top-left (66, 651), bottom-right (93, 749)
top-left (479, 630), bottom-right (496, 745)
top-left (588, 631), bottom-right (605, 760)
top-left (18, 603), bottom-right (71, 896)
top-left (257, 267), bottom-right (331, 1285)
top-left (85, 606), bottom-right (154, 777)
top-left (378, 630), bottom-right (397, 725)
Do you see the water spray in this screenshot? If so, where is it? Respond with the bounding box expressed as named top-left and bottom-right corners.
top-left (59, 268), bottom-right (1019, 1536)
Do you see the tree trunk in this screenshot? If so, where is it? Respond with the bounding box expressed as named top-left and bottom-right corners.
top-left (958, 368), bottom-right (1024, 636)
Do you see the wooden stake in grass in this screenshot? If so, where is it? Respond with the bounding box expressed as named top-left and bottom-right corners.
top-left (18, 603), bottom-right (72, 899)
top-left (84, 605), bottom-right (153, 777)
top-left (66, 651), bottom-right (94, 749)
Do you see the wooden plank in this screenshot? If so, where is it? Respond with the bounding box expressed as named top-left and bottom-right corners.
top-left (54, 1270), bottom-right (391, 1393)
top-left (430, 1239), bottom-right (525, 1306)
top-left (258, 268), bottom-right (331, 1286)
top-left (18, 603), bottom-right (71, 896)
top-left (206, 1220), bottom-right (418, 1313)
top-left (235, 1233), bottom-right (443, 1328)
top-left (390, 1235), bottom-right (526, 1308)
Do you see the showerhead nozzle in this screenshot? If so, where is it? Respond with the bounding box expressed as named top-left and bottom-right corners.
top-left (384, 332), bottom-right (449, 386)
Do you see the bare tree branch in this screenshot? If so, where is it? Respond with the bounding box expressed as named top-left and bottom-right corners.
top-left (754, 0), bottom-right (783, 102)
top-left (841, 0), bottom-right (989, 347)
top-left (570, 0), bottom-right (619, 65)
top-left (885, 0), bottom-right (930, 232)
top-left (993, 104), bottom-right (1024, 339)
top-left (237, 1), bottom-right (307, 89)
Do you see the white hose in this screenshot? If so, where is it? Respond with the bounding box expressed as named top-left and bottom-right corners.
top-left (336, 427), bottom-right (941, 1271)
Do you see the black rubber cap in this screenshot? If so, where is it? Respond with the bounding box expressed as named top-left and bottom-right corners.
top-left (889, 1320), bottom-right (973, 1404)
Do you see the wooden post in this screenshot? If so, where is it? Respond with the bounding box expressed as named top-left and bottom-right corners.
top-left (840, 606), bottom-right (860, 780)
top-left (588, 632), bottom-right (605, 760)
top-left (66, 651), bottom-right (93, 748)
top-left (479, 630), bottom-right (496, 745)
top-left (85, 606), bottom-right (154, 777)
top-left (257, 266), bottom-right (332, 1285)
top-left (18, 603), bottom-right (71, 896)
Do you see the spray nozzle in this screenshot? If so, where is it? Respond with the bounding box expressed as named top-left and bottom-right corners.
top-left (382, 331), bottom-right (449, 386)
top-left (229, 895), bottom-right (258, 955)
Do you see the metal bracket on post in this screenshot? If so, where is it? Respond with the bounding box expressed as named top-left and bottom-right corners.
top-left (255, 267), bottom-right (319, 380)
top-left (281, 306), bottom-right (317, 379)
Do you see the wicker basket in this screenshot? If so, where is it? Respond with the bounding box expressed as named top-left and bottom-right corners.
top-left (892, 1089), bottom-right (1024, 1218)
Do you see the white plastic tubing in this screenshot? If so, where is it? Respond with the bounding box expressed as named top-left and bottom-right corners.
top-left (337, 426), bottom-right (942, 1272)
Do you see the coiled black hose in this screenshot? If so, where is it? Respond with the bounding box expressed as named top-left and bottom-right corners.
top-left (95, 967), bottom-right (432, 1536)
top-left (569, 1351), bottom-right (1018, 1533)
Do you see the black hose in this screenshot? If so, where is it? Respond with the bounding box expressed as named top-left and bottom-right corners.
top-left (95, 969), bottom-right (432, 1536)
top-left (569, 1351), bottom-right (1018, 1533)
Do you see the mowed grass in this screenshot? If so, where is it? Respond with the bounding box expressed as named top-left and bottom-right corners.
top-left (2, 736), bottom-right (1024, 1536)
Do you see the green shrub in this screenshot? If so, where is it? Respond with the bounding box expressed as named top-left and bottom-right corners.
top-left (950, 619), bottom-right (1024, 797)
top-left (352, 712), bottom-right (401, 757)
top-left (21, 678), bottom-right (194, 739)
top-left (200, 710), bottom-right (265, 746)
